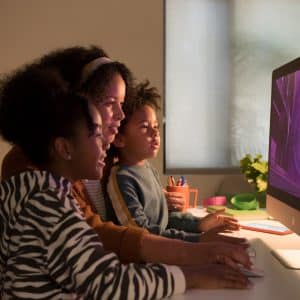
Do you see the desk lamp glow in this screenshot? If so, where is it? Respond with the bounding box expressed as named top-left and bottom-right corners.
top-left (267, 57), bottom-right (300, 269)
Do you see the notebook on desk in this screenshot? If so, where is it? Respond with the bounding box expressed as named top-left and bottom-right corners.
top-left (206, 205), bottom-right (269, 220)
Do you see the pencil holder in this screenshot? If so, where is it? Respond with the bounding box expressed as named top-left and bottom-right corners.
top-left (166, 185), bottom-right (198, 211)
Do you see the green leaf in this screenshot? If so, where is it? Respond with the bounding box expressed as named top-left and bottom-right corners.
top-left (240, 153), bottom-right (268, 192)
top-left (251, 162), bottom-right (268, 174)
top-left (256, 177), bottom-right (267, 192)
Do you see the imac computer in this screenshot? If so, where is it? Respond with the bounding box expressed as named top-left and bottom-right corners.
top-left (267, 57), bottom-right (300, 268)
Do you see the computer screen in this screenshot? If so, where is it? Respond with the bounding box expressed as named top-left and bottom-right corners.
top-left (267, 57), bottom-right (300, 235)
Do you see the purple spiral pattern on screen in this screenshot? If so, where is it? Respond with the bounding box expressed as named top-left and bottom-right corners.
top-left (269, 70), bottom-right (300, 196)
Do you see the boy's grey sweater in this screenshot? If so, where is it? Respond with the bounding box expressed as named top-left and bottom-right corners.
top-left (107, 162), bottom-right (201, 242)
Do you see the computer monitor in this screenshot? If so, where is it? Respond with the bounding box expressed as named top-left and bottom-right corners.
top-left (267, 57), bottom-right (300, 237)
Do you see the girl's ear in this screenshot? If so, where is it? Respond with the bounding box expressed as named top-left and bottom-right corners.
top-left (53, 137), bottom-right (73, 161)
top-left (113, 133), bottom-right (125, 148)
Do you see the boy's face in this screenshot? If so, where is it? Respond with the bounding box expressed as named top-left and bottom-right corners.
top-left (93, 74), bottom-right (126, 149)
top-left (118, 104), bottom-right (160, 165)
top-left (68, 104), bottom-right (106, 180)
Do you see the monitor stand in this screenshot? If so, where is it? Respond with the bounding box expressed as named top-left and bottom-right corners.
top-left (271, 249), bottom-right (300, 269)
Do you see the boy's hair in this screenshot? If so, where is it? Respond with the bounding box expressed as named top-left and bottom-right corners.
top-left (0, 65), bottom-right (94, 167)
top-left (101, 80), bottom-right (161, 211)
top-left (102, 80), bottom-right (161, 197)
top-left (118, 80), bottom-right (161, 134)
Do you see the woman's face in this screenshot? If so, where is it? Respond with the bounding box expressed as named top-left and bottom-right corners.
top-left (93, 74), bottom-right (126, 149)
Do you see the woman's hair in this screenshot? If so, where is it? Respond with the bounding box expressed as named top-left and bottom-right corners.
top-left (38, 45), bottom-right (135, 103)
top-left (0, 45), bottom-right (135, 167)
top-left (0, 65), bottom-right (94, 167)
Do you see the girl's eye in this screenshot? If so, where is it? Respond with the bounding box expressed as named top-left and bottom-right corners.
top-left (94, 132), bottom-right (103, 140)
top-left (93, 127), bottom-right (103, 138)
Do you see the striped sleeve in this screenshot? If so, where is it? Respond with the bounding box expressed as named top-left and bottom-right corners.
top-left (39, 193), bottom-right (186, 299)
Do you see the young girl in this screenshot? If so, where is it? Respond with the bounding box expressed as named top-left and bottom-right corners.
top-left (106, 81), bottom-right (239, 242)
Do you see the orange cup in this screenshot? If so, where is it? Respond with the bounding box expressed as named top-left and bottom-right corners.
top-left (166, 185), bottom-right (198, 211)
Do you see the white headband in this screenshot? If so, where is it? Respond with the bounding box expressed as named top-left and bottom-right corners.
top-left (81, 56), bottom-right (113, 85)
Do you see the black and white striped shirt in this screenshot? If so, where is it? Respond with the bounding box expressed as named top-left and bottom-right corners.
top-left (0, 170), bottom-right (185, 299)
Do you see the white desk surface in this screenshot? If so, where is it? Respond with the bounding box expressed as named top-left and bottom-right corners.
top-left (171, 208), bottom-right (300, 300)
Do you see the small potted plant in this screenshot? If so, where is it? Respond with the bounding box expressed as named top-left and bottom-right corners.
top-left (240, 154), bottom-right (268, 208)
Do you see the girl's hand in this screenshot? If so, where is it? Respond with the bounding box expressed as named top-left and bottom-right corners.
top-left (181, 264), bottom-right (252, 289)
top-left (182, 240), bottom-right (252, 270)
top-left (199, 209), bottom-right (240, 232)
top-left (163, 189), bottom-right (185, 211)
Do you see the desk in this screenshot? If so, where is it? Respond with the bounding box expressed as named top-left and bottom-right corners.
top-left (172, 208), bottom-right (300, 300)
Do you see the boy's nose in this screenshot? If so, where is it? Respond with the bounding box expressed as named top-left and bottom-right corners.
top-left (151, 128), bottom-right (159, 137)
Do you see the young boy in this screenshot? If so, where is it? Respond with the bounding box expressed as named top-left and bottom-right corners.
top-left (106, 81), bottom-right (239, 242)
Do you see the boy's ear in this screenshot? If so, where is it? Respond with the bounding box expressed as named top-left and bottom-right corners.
top-left (53, 137), bottom-right (73, 161)
top-left (113, 133), bottom-right (125, 148)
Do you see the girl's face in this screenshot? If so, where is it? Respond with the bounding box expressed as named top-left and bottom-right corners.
top-left (68, 104), bottom-right (106, 180)
top-left (93, 74), bottom-right (126, 149)
top-left (117, 104), bottom-right (160, 165)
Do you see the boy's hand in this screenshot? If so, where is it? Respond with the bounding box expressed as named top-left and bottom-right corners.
top-left (163, 189), bottom-right (185, 211)
top-left (199, 209), bottom-right (240, 232)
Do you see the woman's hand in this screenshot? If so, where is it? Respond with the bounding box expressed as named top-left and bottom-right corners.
top-left (163, 189), bottom-right (185, 211)
top-left (199, 209), bottom-right (240, 232)
top-left (199, 228), bottom-right (248, 245)
top-left (181, 264), bottom-right (252, 289)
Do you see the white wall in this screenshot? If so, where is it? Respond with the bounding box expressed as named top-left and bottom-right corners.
top-left (0, 0), bottom-right (251, 201)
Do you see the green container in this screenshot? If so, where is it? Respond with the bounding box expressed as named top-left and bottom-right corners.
top-left (230, 193), bottom-right (258, 210)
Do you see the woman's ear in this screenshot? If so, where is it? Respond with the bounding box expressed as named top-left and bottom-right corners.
top-left (113, 133), bottom-right (125, 148)
top-left (53, 137), bottom-right (72, 161)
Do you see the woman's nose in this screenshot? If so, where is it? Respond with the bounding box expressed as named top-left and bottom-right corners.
top-left (115, 103), bottom-right (125, 121)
